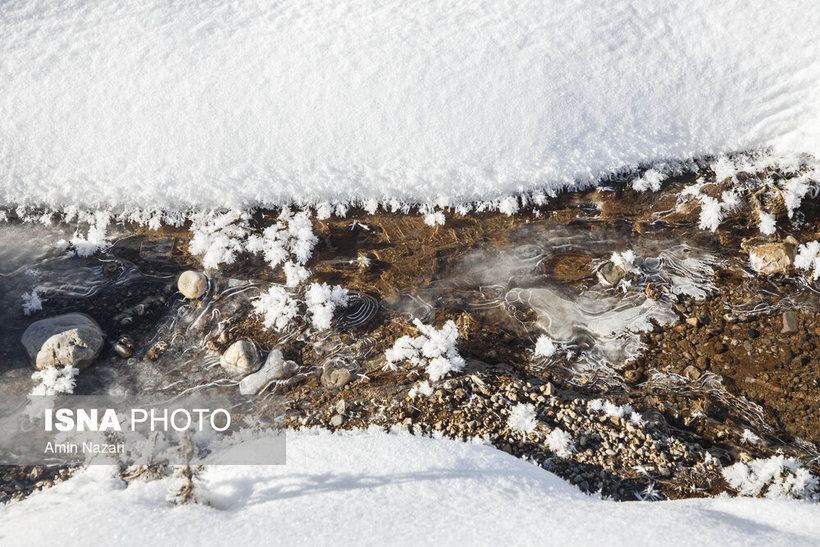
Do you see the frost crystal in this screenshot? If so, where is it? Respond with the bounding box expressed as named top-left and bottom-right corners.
top-left (794, 241), bottom-right (820, 280)
top-left (758, 211), bottom-right (776, 235)
top-left (632, 169), bottom-right (667, 192)
top-left (740, 429), bottom-right (760, 445)
top-left (533, 335), bottom-right (556, 358)
top-left (21, 287), bottom-right (43, 316)
top-left (30, 366), bottom-right (79, 396)
top-left (722, 456), bottom-right (819, 500)
top-left (611, 249), bottom-right (636, 271)
top-left (384, 319), bottom-right (465, 382)
top-left (252, 286), bottom-right (298, 331)
top-left (305, 283), bottom-right (348, 330)
top-left (546, 428), bottom-right (573, 457)
top-left (423, 211), bottom-right (445, 226)
top-left (507, 403), bottom-right (537, 435)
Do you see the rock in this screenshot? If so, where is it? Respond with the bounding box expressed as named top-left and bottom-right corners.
top-left (781, 311), bottom-right (798, 335)
top-left (321, 360), bottom-right (352, 388)
top-left (21, 313), bottom-right (104, 370)
top-left (597, 262), bottom-right (626, 287)
top-left (220, 340), bottom-right (260, 374)
top-left (748, 242), bottom-right (794, 276)
top-left (330, 414), bottom-right (344, 427)
top-left (683, 365), bottom-right (701, 381)
top-left (238, 349), bottom-right (299, 395)
top-left (685, 316), bottom-right (699, 327)
top-left (114, 336), bottom-right (134, 358)
top-left (177, 270), bottom-right (208, 299)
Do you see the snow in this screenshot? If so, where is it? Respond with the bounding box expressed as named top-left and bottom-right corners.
top-left (3, 429), bottom-right (820, 546)
top-left (1, 1), bottom-right (819, 211)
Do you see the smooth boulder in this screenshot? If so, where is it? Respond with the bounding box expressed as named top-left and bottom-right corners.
top-left (178, 270), bottom-right (208, 299)
top-left (239, 349), bottom-right (299, 395)
top-left (21, 313), bottom-right (104, 370)
top-left (220, 340), bottom-right (260, 374)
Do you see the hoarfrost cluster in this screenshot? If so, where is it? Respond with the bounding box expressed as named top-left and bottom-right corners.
top-left (507, 403), bottom-right (538, 436)
top-left (304, 282), bottom-right (349, 330)
top-left (794, 241), bottom-right (820, 281)
top-left (722, 456), bottom-right (819, 500)
top-left (189, 210), bottom-right (318, 286)
top-left (587, 399), bottom-right (644, 425)
top-left (30, 366), bottom-right (79, 396)
top-left (384, 319), bottom-right (465, 382)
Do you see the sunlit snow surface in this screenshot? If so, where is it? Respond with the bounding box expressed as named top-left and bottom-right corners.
top-left (2, 429), bottom-right (820, 546)
top-left (1, 0), bottom-right (819, 209)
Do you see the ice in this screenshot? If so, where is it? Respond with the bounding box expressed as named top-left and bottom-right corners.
top-left (1, 1), bottom-right (819, 210)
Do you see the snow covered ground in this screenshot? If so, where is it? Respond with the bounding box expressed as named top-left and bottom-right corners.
top-left (1, 0), bottom-right (819, 210)
top-left (2, 429), bottom-right (819, 546)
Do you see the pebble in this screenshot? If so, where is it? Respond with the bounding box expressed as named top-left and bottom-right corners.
top-left (781, 311), bottom-right (798, 335)
top-left (177, 270), bottom-right (208, 299)
top-left (220, 340), bottom-right (261, 374)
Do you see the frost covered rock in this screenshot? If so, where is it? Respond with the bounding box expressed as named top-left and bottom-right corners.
top-left (177, 270), bottom-right (208, 299)
top-left (220, 340), bottom-right (260, 374)
top-left (239, 349), bottom-right (299, 395)
top-left (748, 241), bottom-right (795, 276)
top-left (22, 313), bottom-right (104, 370)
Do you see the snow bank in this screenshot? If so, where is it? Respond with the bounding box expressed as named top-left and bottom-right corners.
top-left (1, 1), bottom-right (819, 210)
top-left (2, 429), bottom-right (820, 546)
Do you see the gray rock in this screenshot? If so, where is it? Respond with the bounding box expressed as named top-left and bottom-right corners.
top-left (238, 349), bottom-right (299, 395)
top-left (330, 414), bottom-right (344, 427)
top-left (220, 340), bottom-right (260, 374)
top-left (21, 313), bottom-right (104, 370)
top-left (781, 311), bottom-right (798, 335)
top-left (177, 270), bottom-right (208, 299)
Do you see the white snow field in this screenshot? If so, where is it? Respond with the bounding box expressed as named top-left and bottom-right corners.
top-left (1, 0), bottom-right (819, 210)
top-left (1, 429), bottom-right (819, 547)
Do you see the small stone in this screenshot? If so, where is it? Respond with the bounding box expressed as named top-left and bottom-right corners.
top-left (321, 361), bottom-right (352, 389)
top-left (597, 262), bottom-right (626, 287)
top-left (683, 365), bottom-right (701, 381)
top-left (781, 311), bottom-right (798, 335)
top-left (177, 270), bottom-right (208, 299)
top-left (220, 340), bottom-right (260, 374)
top-left (238, 349), bottom-right (298, 394)
top-left (748, 242), bottom-right (794, 276)
top-left (685, 316), bottom-right (699, 327)
top-left (21, 313), bottom-right (104, 370)
top-left (330, 414), bottom-right (344, 427)
top-left (114, 336), bottom-right (134, 358)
